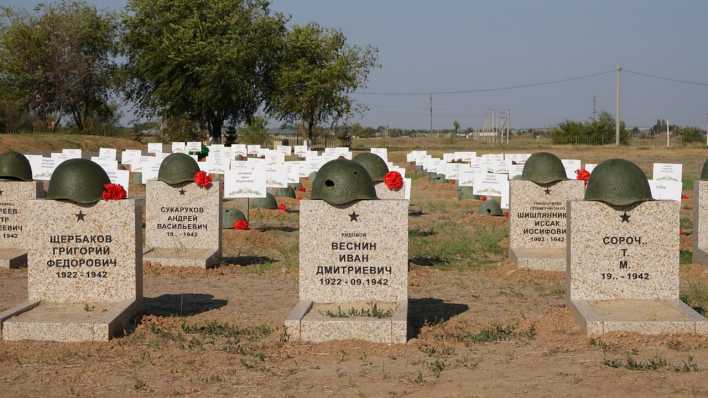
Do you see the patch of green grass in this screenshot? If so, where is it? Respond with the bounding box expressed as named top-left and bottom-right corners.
top-left (321, 303), bottom-right (393, 319)
top-left (683, 178), bottom-right (695, 192)
top-left (603, 354), bottom-right (699, 372)
top-left (181, 321), bottom-right (273, 342)
top-left (680, 281), bottom-right (708, 314)
top-left (680, 250), bottom-right (693, 265)
top-left (409, 222), bottom-right (506, 269)
top-left (680, 217), bottom-right (693, 232)
top-left (460, 324), bottom-right (515, 343)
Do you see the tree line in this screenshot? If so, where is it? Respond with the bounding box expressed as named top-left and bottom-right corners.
top-left (0, 0), bottom-right (378, 142)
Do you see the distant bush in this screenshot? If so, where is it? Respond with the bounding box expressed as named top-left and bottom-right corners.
top-left (678, 127), bottom-right (705, 143)
top-left (551, 112), bottom-right (630, 145)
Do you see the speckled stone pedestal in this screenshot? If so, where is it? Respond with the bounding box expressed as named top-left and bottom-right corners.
top-left (285, 200), bottom-right (409, 344)
top-left (510, 248), bottom-right (566, 271)
top-left (567, 200), bottom-right (708, 336)
top-left (509, 180), bottom-right (584, 271)
top-left (144, 181), bottom-right (222, 269)
top-left (693, 181), bottom-right (708, 268)
top-left (0, 181), bottom-right (41, 269)
top-left (374, 182), bottom-right (405, 200)
top-left (1, 199), bottom-right (142, 342)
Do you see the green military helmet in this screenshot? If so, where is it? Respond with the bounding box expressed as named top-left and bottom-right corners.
top-left (701, 159), bottom-right (708, 181)
top-left (311, 157), bottom-right (377, 206)
top-left (222, 208), bottom-right (247, 229)
top-left (46, 159), bottom-right (110, 204)
top-left (478, 198), bottom-right (503, 216)
top-left (0, 151), bottom-right (32, 181)
top-left (353, 152), bottom-right (389, 182)
top-left (158, 153), bottom-right (200, 186)
top-left (251, 193), bottom-right (279, 209)
top-left (521, 152), bottom-right (567, 185)
top-left (585, 159), bottom-right (653, 207)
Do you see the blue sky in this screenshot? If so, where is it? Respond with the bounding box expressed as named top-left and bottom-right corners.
top-left (3, 0), bottom-right (708, 129)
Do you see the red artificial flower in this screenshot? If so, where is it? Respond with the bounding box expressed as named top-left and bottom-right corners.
top-left (194, 171), bottom-right (212, 189)
top-left (298, 186), bottom-right (306, 193)
top-left (575, 168), bottom-right (591, 186)
top-left (681, 193), bottom-right (689, 201)
top-left (279, 202), bottom-right (287, 213)
top-left (102, 183), bottom-right (127, 201)
top-left (234, 219), bottom-right (249, 230)
top-left (384, 171), bottom-right (404, 191)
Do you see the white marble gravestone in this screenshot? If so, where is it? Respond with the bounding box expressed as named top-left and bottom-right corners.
top-left (0, 180), bottom-right (41, 268)
top-left (0, 199), bottom-right (142, 342)
top-left (144, 180), bottom-right (222, 268)
top-left (509, 180), bottom-right (584, 271)
top-left (286, 199), bottom-right (408, 343)
top-left (693, 181), bottom-right (708, 266)
top-left (567, 200), bottom-right (708, 336)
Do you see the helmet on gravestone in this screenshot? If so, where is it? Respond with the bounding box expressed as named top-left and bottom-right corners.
top-left (251, 193), bottom-right (279, 209)
top-left (158, 153), bottom-right (200, 186)
top-left (0, 151), bottom-right (32, 181)
top-left (584, 159), bottom-right (653, 207)
top-left (352, 152), bottom-right (389, 183)
top-left (311, 157), bottom-right (378, 206)
top-left (46, 159), bottom-right (110, 204)
top-left (478, 198), bottom-right (503, 216)
top-left (521, 152), bottom-right (567, 185)
top-left (701, 159), bottom-right (708, 181)
top-left (222, 208), bottom-right (247, 229)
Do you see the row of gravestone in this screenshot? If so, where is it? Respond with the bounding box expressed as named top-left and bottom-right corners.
top-left (0, 151), bottom-right (409, 343)
top-left (508, 152), bottom-right (708, 336)
top-left (2, 146), bottom-right (708, 344)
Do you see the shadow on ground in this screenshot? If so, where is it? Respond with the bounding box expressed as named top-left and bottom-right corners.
top-left (408, 297), bottom-right (469, 338)
top-left (222, 256), bottom-right (277, 267)
top-left (142, 293), bottom-right (228, 317)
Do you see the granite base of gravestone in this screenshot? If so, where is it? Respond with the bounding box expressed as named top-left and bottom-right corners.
top-left (0, 180), bottom-right (41, 268)
top-left (509, 180), bottom-right (584, 271)
top-left (374, 182), bottom-right (405, 200)
top-left (693, 181), bottom-right (708, 266)
top-left (285, 200), bottom-right (408, 344)
top-left (457, 186), bottom-right (477, 200)
top-left (144, 181), bottom-right (222, 269)
top-left (0, 199), bottom-right (142, 342)
top-left (567, 200), bottom-right (708, 336)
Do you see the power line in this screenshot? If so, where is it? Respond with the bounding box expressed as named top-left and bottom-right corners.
top-left (353, 69), bottom-right (615, 96)
top-left (624, 69), bottom-right (708, 87)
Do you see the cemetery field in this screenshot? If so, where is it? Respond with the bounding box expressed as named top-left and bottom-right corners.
top-left (2, 138), bottom-right (708, 396)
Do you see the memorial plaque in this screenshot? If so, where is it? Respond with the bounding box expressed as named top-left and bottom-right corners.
top-left (0, 180), bottom-right (41, 268)
top-left (144, 180), bottom-right (222, 268)
top-left (567, 200), bottom-right (708, 336)
top-left (1, 199), bottom-right (142, 342)
top-left (286, 200), bottom-right (408, 343)
top-left (694, 181), bottom-right (708, 266)
top-left (374, 182), bottom-right (405, 200)
top-left (509, 180), bottom-right (584, 271)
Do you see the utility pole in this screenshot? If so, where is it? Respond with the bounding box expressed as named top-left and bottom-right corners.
top-left (615, 65), bottom-right (622, 145)
top-left (592, 96), bottom-right (598, 120)
top-left (429, 93), bottom-right (433, 135)
top-left (507, 108), bottom-right (511, 144)
top-left (705, 114), bottom-right (708, 146)
top-left (666, 119), bottom-right (670, 147)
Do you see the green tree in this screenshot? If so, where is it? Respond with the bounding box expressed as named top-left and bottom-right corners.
top-left (0, 1), bottom-right (119, 131)
top-left (551, 112), bottom-right (629, 145)
top-left (122, 0), bottom-right (287, 143)
top-left (269, 23), bottom-right (378, 140)
top-left (452, 120), bottom-right (460, 134)
top-left (237, 116), bottom-right (269, 146)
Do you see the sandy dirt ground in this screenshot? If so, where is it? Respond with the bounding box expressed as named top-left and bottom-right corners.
top-left (1, 146), bottom-right (708, 397)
